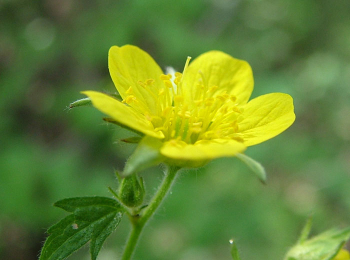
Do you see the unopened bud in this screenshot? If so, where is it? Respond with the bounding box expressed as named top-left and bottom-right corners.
top-left (118, 174), bottom-right (144, 208)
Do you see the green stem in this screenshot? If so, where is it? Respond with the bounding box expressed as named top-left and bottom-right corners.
top-left (121, 165), bottom-right (180, 260)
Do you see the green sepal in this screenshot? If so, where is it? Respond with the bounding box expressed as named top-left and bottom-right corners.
top-left (69, 97), bottom-right (92, 109)
top-left (69, 93), bottom-right (121, 109)
top-left (123, 136), bottom-right (165, 177)
top-left (39, 196), bottom-right (123, 260)
top-left (284, 226), bottom-right (350, 260)
top-left (121, 136), bottom-right (142, 143)
top-left (119, 174), bottom-right (145, 207)
top-left (297, 216), bottom-right (313, 244)
top-left (230, 239), bottom-right (242, 260)
top-left (236, 153), bottom-right (267, 184)
top-left (103, 117), bottom-right (144, 136)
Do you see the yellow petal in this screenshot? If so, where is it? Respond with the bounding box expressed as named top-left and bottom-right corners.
top-left (109, 45), bottom-right (166, 114)
top-left (238, 93), bottom-right (295, 146)
top-left (333, 249), bottom-right (350, 260)
top-left (160, 139), bottom-right (246, 162)
top-left (82, 91), bottom-right (164, 139)
top-left (182, 51), bottom-right (253, 106)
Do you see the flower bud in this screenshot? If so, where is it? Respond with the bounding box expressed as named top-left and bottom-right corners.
top-left (118, 174), bottom-right (144, 208)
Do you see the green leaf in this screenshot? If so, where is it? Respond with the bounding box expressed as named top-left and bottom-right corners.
top-left (236, 153), bottom-right (267, 184)
top-left (230, 239), bottom-right (242, 260)
top-left (39, 196), bottom-right (123, 260)
top-left (54, 196), bottom-right (120, 213)
top-left (123, 136), bottom-right (165, 177)
top-left (284, 227), bottom-right (350, 260)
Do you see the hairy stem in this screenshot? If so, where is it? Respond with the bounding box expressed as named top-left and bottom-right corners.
top-left (121, 165), bottom-right (179, 260)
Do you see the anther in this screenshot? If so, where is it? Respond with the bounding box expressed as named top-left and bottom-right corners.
top-left (154, 127), bottom-right (165, 132)
top-left (205, 98), bottom-right (214, 106)
top-left (174, 95), bottom-right (184, 103)
top-left (192, 122), bottom-right (202, 127)
top-left (162, 107), bottom-right (172, 117)
top-left (230, 95), bottom-right (237, 102)
top-left (150, 116), bottom-right (163, 127)
top-left (194, 99), bottom-right (203, 105)
top-left (123, 95), bottom-right (137, 104)
top-left (146, 79), bottom-right (155, 85)
top-left (232, 106), bottom-right (242, 113)
top-left (191, 127), bottom-right (202, 134)
top-left (137, 81), bottom-right (146, 87)
top-left (160, 74), bottom-right (171, 80)
top-left (208, 86), bottom-right (218, 92)
top-left (164, 81), bottom-right (173, 88)
top-left (216, 95), bottom-right (227, 101)
top-left (126, 87), bottom-right (133, 95)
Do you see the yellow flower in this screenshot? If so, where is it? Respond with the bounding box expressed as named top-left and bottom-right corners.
top-left (334, 249), bottom-right (350, 260)
top-left (83, 45), bottom-right (295, 165)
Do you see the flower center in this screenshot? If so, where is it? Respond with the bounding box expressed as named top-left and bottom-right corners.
top-left (122, 58), bottom-right (244, 144)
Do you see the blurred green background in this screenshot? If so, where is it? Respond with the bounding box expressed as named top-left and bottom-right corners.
top-left (1, 0), bottom-right (349, 259)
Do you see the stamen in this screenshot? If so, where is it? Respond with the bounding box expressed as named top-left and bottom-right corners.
top-left (164, 80), bottom-right (173, 88)
top-left (177, 56), bottom-right (191, 95)
top-left (230, 95), bottom-right (237, 102)
top-left (146, 79), bottom-right (154, 86)
top-left (174, 95), bottom-right (184, 105)
top-left (160, 74), bottom-right (171, 80)
top-left (137, 81), bottom-right (145, 88)
top-left (204, 98), bottom-right (214, 106)
top-left (208, 86), bottom-right (218, 93)
top-left (174, 72), bottom-right (182, 85)
top-left (123, 95), bottom-right (137, 104)
top-left (136, 59), bottom-right (244, 145)
top-left (160, 74), bottom-right (176, 97)
top-left (183, 57), bottom-right (191, 73)
top-left (126, 87), bottom-right (133, 95)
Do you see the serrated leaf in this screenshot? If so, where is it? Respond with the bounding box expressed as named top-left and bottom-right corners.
top-left (284, 227), bottom-right (350, 260)
top-left (54, 196), bottom-right (120, 213)
top-left (90, 213), bottom-right (119, 259)
top-left (236, 153), bottom-right (266, 184)
top-left (40, 197), bottom-right (123, 260)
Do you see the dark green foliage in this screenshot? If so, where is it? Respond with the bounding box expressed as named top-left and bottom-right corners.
top-left (39, 197), bottom-right (123, 260)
